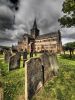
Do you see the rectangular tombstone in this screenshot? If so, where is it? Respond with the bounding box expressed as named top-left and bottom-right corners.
top-left (9, 52), bottom-right (21, 71)
top-left (4, 50), bottom-right (12, 62)
top-left (49, 54), bottom-right (59, 75)
top-left (41, 52), bottom-right (52, 82)
top-left (25, 58), bottom-right (43, 100)
top-left (0, 50), bottom-right (3, 55)
top-left (41, 52), bottom-right (59, 82)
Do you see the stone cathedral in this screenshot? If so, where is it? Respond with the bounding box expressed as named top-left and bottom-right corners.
top-left (17, 19), bottom-right (62, 53)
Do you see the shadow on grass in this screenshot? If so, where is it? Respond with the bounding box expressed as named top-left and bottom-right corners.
top-left (60, 54), bottom-right (75, 61)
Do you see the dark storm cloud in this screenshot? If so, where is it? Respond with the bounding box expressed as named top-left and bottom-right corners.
top-left (9, 0), bottom-right (19, 10)
top-left (0, 0), bottom-right (16, 44)
top-left (0, 1), bottom-right (14, 29)
top-left (61, 28), bottom-right (75, 39)
top-left (15, 0), bottom-right (64, 35)
top-left (0, 39), bottom-right (17, 46)
top-left (9, 0), bottom-right (19, 4)
top-left (0, 0), bottom-right (75, 46)
top-left (0, 0), bottom-right (64, 46)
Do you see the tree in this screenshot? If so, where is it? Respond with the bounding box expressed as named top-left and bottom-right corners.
top-left (63, 42), bottom-right (75, 58)
top-left (59, 0), bottom-right (75, 27)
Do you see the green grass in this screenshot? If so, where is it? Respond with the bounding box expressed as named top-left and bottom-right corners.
top-left (0, 54), bottom-right (25, 100)
top-left (0, 53), bottom-right (41, 100)
top-left (0, 54), bottom-right (8, 76)
top-left (2, 68), bottom-right (25, 100)
top-left (32, 54), bottom-right (75, 100)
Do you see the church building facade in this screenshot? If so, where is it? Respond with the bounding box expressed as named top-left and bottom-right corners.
top-left (17, 19), bottom-right (62, 53)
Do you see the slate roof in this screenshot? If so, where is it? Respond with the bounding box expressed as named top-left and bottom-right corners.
top-left (36, 32), bottom-right (58, 40)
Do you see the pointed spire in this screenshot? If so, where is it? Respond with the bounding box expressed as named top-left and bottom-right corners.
top-left (33, 18), bottom-right (37, 29)
top-left (31, 18), bottom-right (39, 38)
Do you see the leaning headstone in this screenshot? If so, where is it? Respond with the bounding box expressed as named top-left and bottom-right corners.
top-left (9, 52), bottom-right (21, 71)
top-left (25, 58), bottom-right (43, 100)
top-left (41, 52), bottom-right (52, 82)
top-left (4, 50), bottom-right (12, 62)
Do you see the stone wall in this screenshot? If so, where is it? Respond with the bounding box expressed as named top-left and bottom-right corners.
top-left (25, 52), bottom-right (59, 100)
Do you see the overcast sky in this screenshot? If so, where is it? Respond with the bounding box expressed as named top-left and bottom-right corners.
top-left (0, 0), bottom-right (75, 46)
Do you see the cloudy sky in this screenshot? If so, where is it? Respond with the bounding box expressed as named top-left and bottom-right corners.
top-left (0, 0), bottom-right (75, 46)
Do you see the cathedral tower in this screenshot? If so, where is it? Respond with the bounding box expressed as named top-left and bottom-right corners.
top-left (31, 19), bottom-right (39, 39)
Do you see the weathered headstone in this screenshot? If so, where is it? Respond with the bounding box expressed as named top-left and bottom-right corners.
top-left (23, 49), bottom-right (27, 67)
top-left (9, 52), bottom-right (21, 71)
top-left (41, 52), bottom-right (52, 82)
top-left (49, 54), bottom-right (59, 75)
top-left (0, 49), bottom-right (3, 55)
top-left (4, 50), bottom-right (12, 62)
top-left (41, 52), bottom-right (59, 79)
top-left (25, 58), bottom-right (43, 100)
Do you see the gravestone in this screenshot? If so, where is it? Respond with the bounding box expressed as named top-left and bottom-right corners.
top-left (0, 49), bottom-right (3, 55)
top-left (41, 52), bottom-right (59, 81)
top-left (4, 50), bottom-right (12, 62)
top-left (49, 54), bottom-right (59, 75)
top-left (25, 58), bottom-right (43, 100)
top-left (23, 49), bottom-right (27, 67)
top-left (41, 52), bottom-right (52, 82)
top-left (9, 52), bottom-right (21, 71)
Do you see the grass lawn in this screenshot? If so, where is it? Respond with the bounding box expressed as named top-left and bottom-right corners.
top-left (0, 54), bottom-right (25, 100)
top-left (32, 54), bottom-right (75, 100)
top-left (0, 54), bottom-right (75, 100)
top-left (0, 53), bottom-right (42, 100)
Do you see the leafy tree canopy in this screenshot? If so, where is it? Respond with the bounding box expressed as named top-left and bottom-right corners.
top-left (63, 41), bottom-right (75, 50)
top-left (59, 0), bottom-right (75, 27)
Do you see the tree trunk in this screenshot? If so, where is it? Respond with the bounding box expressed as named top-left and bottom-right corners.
top-left (63, 50), bottom-right (65, 55)
top-left (70, 50), bottom-right (72, 58)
